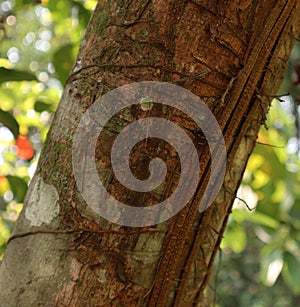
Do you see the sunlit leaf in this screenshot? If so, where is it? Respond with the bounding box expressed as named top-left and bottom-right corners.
top-left (221, 221), bottom-right (247, 253)
top-left (0, 217), bottom-right (10, 245)
top-left (0, 68), bottom-right (37, 84)
top-left (246, 153), bottom-right (265, 171)
top-left (5, 175), bottom-right (28, 203)
top-left (0, 109), bottom-right (20, 139)
top-left (252, 170), bottom-right (270, 189)
top-left (0, 176), bottom-right (9, 196)
top-left (233, 210), bottom-right (279, 229)
top-left (254, 143), bottom-right (287, 182)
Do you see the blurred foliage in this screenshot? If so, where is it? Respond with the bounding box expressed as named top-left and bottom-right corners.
top-left (212, 42), bottom-right (300, 305)
top-left (0, 1), bottom-right (300, 305)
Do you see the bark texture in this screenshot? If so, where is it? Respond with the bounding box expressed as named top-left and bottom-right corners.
top-left (0, 0), bottom-right (300, 306)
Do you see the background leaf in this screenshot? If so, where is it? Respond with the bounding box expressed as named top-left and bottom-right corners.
top-left (233, 210), bottom-right (280, 229)
top-left (282, 252), bottom-right (300, 294)
top-left (34, 101), bottom-right (55, 113)
top-left (14, 0), bottom-right (39, 10)
top-left (221, 221), bottom-right (247, 253)
top-left (0, 109), bottom-right (19, 139)
top-left (261, 248), bottom-right (283, 287)
top-left (0, 68), bottom-right (37, 84)
top-left (52, 44), bottom-right (75, 84)
top-left (5, 175), bottom-right (28, 203)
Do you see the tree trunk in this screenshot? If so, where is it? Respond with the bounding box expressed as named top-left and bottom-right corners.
top-left (1, 0), bottom-right (299, 305)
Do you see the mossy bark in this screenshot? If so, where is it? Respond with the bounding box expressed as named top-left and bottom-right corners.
top-left (0, 0), bottom-right (300, 306)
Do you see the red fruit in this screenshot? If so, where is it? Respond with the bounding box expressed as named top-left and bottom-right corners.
top-left (15, 135), bottom-right (34, 160)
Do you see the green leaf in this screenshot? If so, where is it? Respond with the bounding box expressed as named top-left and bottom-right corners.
top-left (0, 109), bottom-right (20, 139)
top-left (34, 101), bottom-right (55, 113)
top-left (47, 0), bottom-right (70, 20)
top-left (14, 0), bottom-right (39, 10)
top-left (282, 252), bottom-right (300, 294)
top-left (0, 196), bottom-right (6, 211)
top-left (261, 248), bottom-right (283, 287)
top-left (0, 68), bottom-right (37, 84)
top-left (221, 221), bottom-right (247, 253)
top-left (233, 210), bottom-right (280, 229)
top-left (6, 176), bottom-right (28, 203)
top-left (72, 0), bottom-right (92, 27)
top-left (52, 44), bottom-right (75, 84)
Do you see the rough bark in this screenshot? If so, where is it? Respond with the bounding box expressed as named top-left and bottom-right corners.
top-left (0, 0), bottom-right (299, 306)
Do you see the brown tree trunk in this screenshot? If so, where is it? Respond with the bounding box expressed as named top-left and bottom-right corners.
top-left (0, 0), bottom-right (299, 306)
